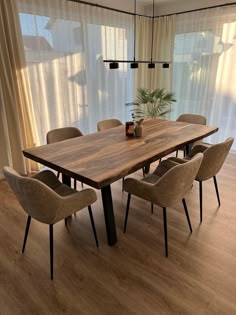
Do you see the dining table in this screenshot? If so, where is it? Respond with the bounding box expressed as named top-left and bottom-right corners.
top-left (22, 118), bottom-right (218, 246)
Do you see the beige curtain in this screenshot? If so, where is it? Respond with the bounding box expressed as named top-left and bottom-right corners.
top-left (135, 15), bottom-right (176, 91)
top-left (0, 0), bottom-right (38, 176)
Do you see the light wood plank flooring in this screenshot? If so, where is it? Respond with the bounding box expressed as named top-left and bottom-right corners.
top-left (0, 152), bottom-right (236, 315)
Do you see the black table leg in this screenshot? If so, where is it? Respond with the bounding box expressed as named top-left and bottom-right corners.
top-left (101, 185), bottom-right (117, 246)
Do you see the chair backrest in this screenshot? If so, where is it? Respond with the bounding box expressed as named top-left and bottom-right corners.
top-left (154, 153), bottom-right (203, 208)
top-left (97, 119), bottom-right (122, 132)
top-left (176, 113), bottom-right (207, 125)
top-left (194, 137), bottom-right (234, 181)
top-left (47, 127), bottom-right (83, 144)
top-left (3, 166), bottom-right (60, 224)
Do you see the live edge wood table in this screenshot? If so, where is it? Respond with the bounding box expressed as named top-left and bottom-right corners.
top-left (23, 118), bottom-right (218, 246)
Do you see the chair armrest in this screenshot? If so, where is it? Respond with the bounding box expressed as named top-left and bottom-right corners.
top-left (55, 189), bottom-right (97, 223)
top-left (123, 178), bottom-right (157, 203)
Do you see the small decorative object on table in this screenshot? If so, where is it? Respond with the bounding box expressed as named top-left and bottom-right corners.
top-left (135, 119), bottom-right (144, 137)
top-left (126, 121), bottom-right (135, 137)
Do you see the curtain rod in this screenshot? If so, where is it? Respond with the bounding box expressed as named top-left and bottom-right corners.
top-left (68, 0), bottom-right (148, 17)
top-left (155, 1), bottom-right (236, 18)
top-left (68, 0), bottom-right (236, 19)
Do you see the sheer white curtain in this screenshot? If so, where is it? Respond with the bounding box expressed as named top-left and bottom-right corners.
top-left (172, 5), bottom-right (236, 149)
top-left (136, 15), bottom-right (176, 91)
top-left (0, 0), bottom-right (39, 179)
top-left (18, 0), bottom-right (134, 145)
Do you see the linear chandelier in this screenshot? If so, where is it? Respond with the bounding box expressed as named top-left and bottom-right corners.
top-left (103, 0), bottom-right (170, 70)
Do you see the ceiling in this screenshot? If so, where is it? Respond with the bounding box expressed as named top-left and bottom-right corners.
top-left (86, 0), bottom-right (236, 16)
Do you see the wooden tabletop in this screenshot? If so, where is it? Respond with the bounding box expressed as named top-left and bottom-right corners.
top-left (23, 118), bottom-right (218, 189)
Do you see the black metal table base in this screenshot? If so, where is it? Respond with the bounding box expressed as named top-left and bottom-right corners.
top-left (101, 185), bottom-right (117, 246)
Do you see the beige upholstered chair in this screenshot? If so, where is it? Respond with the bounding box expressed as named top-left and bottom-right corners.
top-left (176, 113), bottom-right (207, 157)
top-left (47, 126), bottom-right (83, 143)
top-left (169, 137), bottom-right (234, 222)
top-left (123, 153), bottom-right (203, 257)
top-left (3, 166), bottom-right (98, 280)
top-left (97, 118), bottom-right (122, 132)
top-left (176, 113), bottom-right (207, 125)
top-left (47, 127), bottom-right (83, 189)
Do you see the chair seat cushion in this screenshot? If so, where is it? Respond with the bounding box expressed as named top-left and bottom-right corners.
top-left (124, 159), bottom-right (180, 205)
top-left (33, 170), bottom-right (77, 197)
top-left (32, 170), bottom-right (97, 224)
top-left (142, 173), bottom-right (160, 184)
top-left (153, 159), bottom-right (180, 177)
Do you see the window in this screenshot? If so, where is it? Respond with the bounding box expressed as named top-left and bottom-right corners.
top-left (19, 2), bottom-right (134, 145)
top-left (172, 10), bottom-right (236, 148)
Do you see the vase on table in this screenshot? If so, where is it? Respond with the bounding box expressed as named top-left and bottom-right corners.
top-left (135, 119), bottom-right (144, 137)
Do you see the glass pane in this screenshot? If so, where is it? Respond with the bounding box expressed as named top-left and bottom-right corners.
top-left (19, 11), bottom-right (133, 145)
top-left (172, 24), bottom-right (236, 148)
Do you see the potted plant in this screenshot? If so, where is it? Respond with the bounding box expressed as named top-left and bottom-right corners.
top-left (126, 87), bottom-right (176, 120)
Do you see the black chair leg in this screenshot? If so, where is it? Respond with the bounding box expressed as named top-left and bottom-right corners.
top-left (88, 205), bottom-right (99, 247)
top-left (64, 217), bottom-right (67, 227)
top-left (49, 224), bottom-right (54, 280)
top-left (123, 193), bottom-right (131, 233)
top-left (163, 207), bottom-right (168, 257)
top-left (122, 178), bottom-right (125, 191)
top-left (144, 164), bottom-right (150, 175)
top-left (151, 203), bottom-right (154, 214)
top-left (22, 215), bottom-right (31, 253)
top-left (199, 181), bottom-right (203, 223)
top-left (182, 198), bottom-right (192, 233)
top-left (185, 143), bottom-right (192, 156)
top-left (213, 176), bottom-right (221, 206)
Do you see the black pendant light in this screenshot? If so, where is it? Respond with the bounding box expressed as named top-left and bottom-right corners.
top-left (109, 62), bottom-right (119, 69)
top-left (148, 0), bottom-right (155, 69)
top-left (162, 63), bottom-right (169, 68)
top-left (130, 0), bottom-right (138, 69)
top-left (103, 0), bottom-right (171, 69)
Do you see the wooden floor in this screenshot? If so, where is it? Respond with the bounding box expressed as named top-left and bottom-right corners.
top-left (1, 152), bottom-right (236, 315)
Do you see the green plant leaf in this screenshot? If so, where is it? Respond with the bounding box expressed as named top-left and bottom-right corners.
top-left (125, 87), bottom-right (176, 120)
